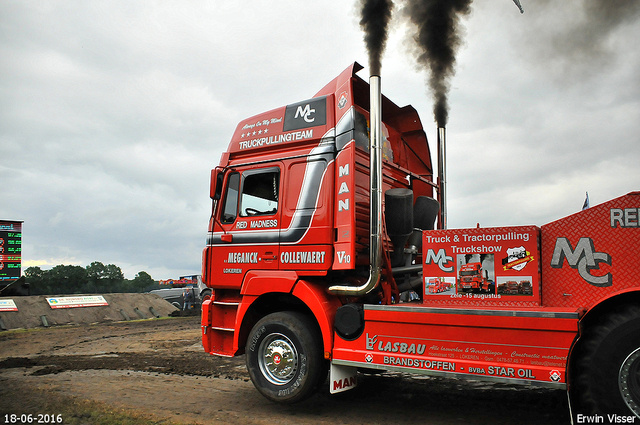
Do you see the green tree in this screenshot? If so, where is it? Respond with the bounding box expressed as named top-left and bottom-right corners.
top-left (48, 264), bottom-right (86, 294)
top-left (105, 264), bottom-right (124, 282)
top-left (86, 261), bottom-right (107, 281)
top-left (85, 261), bottom-right (107, 293)
top-left (131, 271), bottom-right (155, 292)
top-left (24, 266), bottom-right (48, 294)
top-left (84, 262), bottom-right (124, 292)
top-left (104, 264), bottom-right (125, 292)
top-left (25, 262), bottom-right (146, 295)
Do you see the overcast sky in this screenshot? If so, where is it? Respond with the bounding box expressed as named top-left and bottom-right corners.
top-left (1, 0), bottom-right (638, 280)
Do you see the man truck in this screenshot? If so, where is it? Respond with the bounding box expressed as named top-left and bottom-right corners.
top-left (457, 262), bottom-right (494, 294)
top-left (200, 63), bottom-right (640, 419)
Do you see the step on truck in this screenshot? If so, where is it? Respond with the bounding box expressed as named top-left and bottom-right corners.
top-left (200, 63), bottom-right (640, 419)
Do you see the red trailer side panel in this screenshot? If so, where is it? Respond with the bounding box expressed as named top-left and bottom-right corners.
top-left (332, 305), bottom-right (579, 388)
top-left (541, 192), bottom-right (640, 308)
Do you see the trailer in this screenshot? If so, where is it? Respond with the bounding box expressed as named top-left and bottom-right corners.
top-left (200, 63), bottom-right (640, 420)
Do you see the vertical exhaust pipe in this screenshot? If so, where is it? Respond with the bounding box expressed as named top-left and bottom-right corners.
top-left (328, 75), bottom-right (383, 296)
top-left (368, 75), bottom-right (384, 286)
top-left (437, 127), bottom-right (447, 229)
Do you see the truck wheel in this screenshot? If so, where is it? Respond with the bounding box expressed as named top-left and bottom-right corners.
top-left (200, 289), bottom-right (212, 302)
top-left (246, 311), bottom-right (323, 403)
top-left (575, 305), bottom-right (640, 417)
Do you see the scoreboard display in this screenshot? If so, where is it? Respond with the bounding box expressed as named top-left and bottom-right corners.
top-left (0, 220), bottom-right (22, 282)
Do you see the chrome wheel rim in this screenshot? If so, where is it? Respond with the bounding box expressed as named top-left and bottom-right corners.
top-left (258, 333), bottom-right (298, 385)
top-left (619, 346), bottom-right (640, 418)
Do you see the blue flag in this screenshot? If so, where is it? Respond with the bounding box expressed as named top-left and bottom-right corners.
top-left (582, 192), bottom-right (589, 210)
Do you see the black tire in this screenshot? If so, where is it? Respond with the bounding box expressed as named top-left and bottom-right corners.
top-left (246, 311), bottom-right (324, 403)
top-left (574, 304), bottom-right (640, 417)
top-left (200, 289), bottom-right (212, 302)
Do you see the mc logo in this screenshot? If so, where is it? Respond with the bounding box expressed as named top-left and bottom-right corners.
top-left (425, 248), bottom-right (454, 273)
top-left (550, 237), bottom-right (612, 287)
top-left (295, 104), bottom-right (316, 123)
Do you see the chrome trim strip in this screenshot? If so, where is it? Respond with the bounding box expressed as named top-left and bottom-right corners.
top-left (210, 326), bottom-right (235, 332)
top-left (212, 301), bottom-right (240, 306)
top-left (364, 304), bottom-right (580, 319)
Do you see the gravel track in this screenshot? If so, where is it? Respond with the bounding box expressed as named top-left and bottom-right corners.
top-left (0, 316), bottom-right (570, 424)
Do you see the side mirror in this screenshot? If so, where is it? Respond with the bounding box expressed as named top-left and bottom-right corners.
top-left (210, 168), bottom-right (224, 201)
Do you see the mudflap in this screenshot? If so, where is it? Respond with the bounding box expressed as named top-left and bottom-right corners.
top-left (329, 362), bottom-right (358, 394)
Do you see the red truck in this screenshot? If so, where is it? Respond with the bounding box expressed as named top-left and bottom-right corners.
top-left (200, 63), bottom-right (640, 419)
top-left (427, 278), bottom-right (449, 294)
top-left (457, 262), bottom-right (494, 294)
top-left (520, 280), bottom-right (532, 295)
top-left (505, 280), bottom-right (520, 295)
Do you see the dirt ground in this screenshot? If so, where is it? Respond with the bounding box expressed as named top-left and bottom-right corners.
top-left (0, 316), bottom-right (571, 424)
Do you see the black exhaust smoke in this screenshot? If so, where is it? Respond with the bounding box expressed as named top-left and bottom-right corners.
top-left (360, 0), bottom-right (394, 76)
top-left (403, 0), bottom-right (472, 128)
top-left (360, 0), bottom-right (472, 126)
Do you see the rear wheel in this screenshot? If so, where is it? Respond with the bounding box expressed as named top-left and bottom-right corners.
top-left (620, 346), bottom-right (640, 415)
top-left (575, 305), bottom-right (640, 417)
top-left (246, 311), bottom-right (324, 403)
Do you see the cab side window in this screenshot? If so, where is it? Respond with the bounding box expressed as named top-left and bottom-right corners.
top-left (240, 169), bottom-right (279, 217)
top-left (221, 172), bottom-right (240, 224)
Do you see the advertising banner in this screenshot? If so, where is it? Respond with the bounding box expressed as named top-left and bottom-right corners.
top-left (423, 225), bottom-right (541, 306)
top-left (46, 295), bottom-right (109, 309)
top-left (0, 299), bottom-right (18, 312)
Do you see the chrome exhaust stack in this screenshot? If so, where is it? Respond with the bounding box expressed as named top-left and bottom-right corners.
top-left (328, 75), bottom-right (383, 296)
top-left (437, 126), bottom-right (447, 229)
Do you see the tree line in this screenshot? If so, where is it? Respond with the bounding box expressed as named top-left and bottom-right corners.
top-left (24, 261), bottom-right (162, 295)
